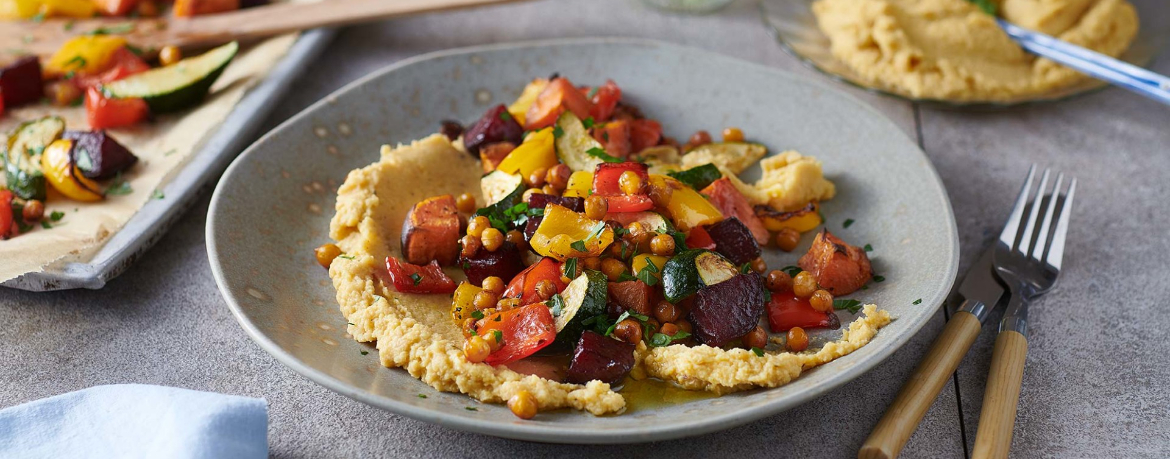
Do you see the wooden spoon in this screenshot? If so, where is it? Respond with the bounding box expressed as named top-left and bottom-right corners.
top-left (3, 0), bottom-right (532, 59)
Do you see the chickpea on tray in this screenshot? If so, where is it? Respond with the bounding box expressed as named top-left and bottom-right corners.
top-left (319, 75), bottom-right (894, 419)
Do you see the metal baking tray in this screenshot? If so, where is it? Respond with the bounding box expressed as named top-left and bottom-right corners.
top-left (3, 29), bottom-right (336, 291)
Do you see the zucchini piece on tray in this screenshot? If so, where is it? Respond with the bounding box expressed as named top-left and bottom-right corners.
top-left (103, 41), bottom-right (238, 113)
top-left (4, 116), bottom-right (65, 201)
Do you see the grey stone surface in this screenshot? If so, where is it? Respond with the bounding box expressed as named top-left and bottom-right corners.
top-left (10, 0), bottom-right (1166, 456)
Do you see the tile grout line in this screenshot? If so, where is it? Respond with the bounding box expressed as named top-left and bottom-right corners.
top-left (913, 102), bottom-right (971, 459)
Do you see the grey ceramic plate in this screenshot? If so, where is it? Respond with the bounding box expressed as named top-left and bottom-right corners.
top-left (2, 29), bottom-right (335, 291)
top-left (208, 38), bottom-right (959, 444)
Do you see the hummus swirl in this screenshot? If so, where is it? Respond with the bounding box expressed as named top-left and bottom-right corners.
top-left (812, 0), bottom-right (1139, 101)
top-left (329, 134), bottom-right (892, 414)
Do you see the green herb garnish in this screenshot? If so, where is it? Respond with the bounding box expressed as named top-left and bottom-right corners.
top-left (968, 0), bottom-right (996, 15)
top-left (570, 240), bottom-right (588, 252)
top-left (360, 350), bottom-right (369, 355)
top-left (418, 394), bottom-right (427, 399)
top-left (50, 211), bottom-right (64, 222)
top-left (585, 147), bottom-right (623, 163)
top-left (649, 330), bottom-right (691, 347)
top-left (833, 298), bottom-right (863, 314)
top-left (409, 273), bottom-right (422, 285)
top-left (471, 310), bottom-right (485, 320)
top-left (605, 311), bottom-right (649, 337)
top-left (465, 407), bottom-right (478, 411)
top-left (552, 125), bottom-right (564, 138)
top-left (586, 87), bottom-right (599, 99)
top-left (843, 218), bottom-right (855, 228)
top-left (751, 347), bottom-right (765, 357)
top-left (863, 244), bottom-right (873, 252)
top-left (667, 163), bottom-right (723, 190)
top-left (151, 190), bottom-right (165, 200)
top-left (873, 275), bottom-right (886, 283)
top-left (780, 265), bottom-right (802, 277)
top-left (635, 261), bottom-right (660, 287)
top-left (89, 23), bottom-right (135, 35)
top-left (548, 293), bottom-right (566, 316)
top-left (562, 258), bottom-right (579, 279)
top-left (913, 298), bottom-right (922, 305)
top-left (582, 117), bottom-right (595, 129)
top-left (499, 110), bottom-right (512, 121)
top-left (106, 174), bottom-right (133, 195)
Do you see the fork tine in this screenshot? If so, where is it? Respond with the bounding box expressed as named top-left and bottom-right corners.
top-left (1018, 169), bottom-right (1050, 256)
top-left (1032, 173), bottom-right (1064, 263)
top-left (999, 165), bottom-right (1037, 249)
top-left (1046, 178), bottom-right (1076, 270)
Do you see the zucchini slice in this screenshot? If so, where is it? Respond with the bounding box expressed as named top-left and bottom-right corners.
top-left (604, 211), bottom-right (673, 233)
top-left (554, 111), bottom-right (605, 172)
top-left (480, 170), bottom-right (523, 205)
top-left (553, 270), bottom-right (608, 347)
top-left (103, 41), bottom-right (238, 113)
top-left (662, 249), bottom-right (739, 303)
top-left (4, 116), bottom-right (65, 200)
top-left (679, 142), bottom-right (767, 175)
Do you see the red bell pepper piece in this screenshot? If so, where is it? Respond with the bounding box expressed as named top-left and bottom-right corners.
top-left (477, 303), bottom-right (557, 365)
top-left (766, 292), bottom-right (841, 333)
top-left (502, 257), bottom-right (567, 305)
top-left (592, 119), bottom-right (631, 159)
top-left (685, 226), bottom-right (716, 250)
top-left (592, 162), bottom-right (649, 196)
top-left (524, 77), bottom-right (593, 130)
top-left (85, 87), bottom-right (148, 130)
top-left (74, 48), bottom-right (150, 91)
top-left (603, 194), bottom-right (654, 213)
top-left (628, 119), bottom-right (662, 154)
top-left (385, 257), bottom-right (457, 294)
top-left (0, 190), bottom-right (15, 239)
top-left (587, 79), bottom-right (622, 122)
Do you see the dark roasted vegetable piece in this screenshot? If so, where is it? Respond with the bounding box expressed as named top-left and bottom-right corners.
top-left (460, 240), bottom-right (525, 286)
top-left (401, 195), bottom-right (461, 266)
top-left (439, 120), bottom-right (464, 141)
top-left (554, 270), bottom-right (609, 347)
top-left (607, 280), bottom-right (659, 319)
top-left (527, 193), bottom-right (585, 213)
top-left (705, 217), bottom-right (762, 266)
top-left (566, 330), bottom-right (636, 385)
top-left (661, 249), bottom-right (739, 303)
top-left (689, 272), bottom-right (767, 347)
top-left (463, 104), bottom-right (524, 157)
top-left (798, 230), bottom-right (873, 295)
top-left (63, 130), bottom-right (138, 180)
top-left (0, 57), bottom-right (44, 108)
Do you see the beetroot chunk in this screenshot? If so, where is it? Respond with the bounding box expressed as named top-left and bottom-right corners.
top-left (689, 272), bottom-right (767, 347)
top-left (0, 57), bottom-right (44, 108)
top-left (63, 130), bottom-right (138, 180)
top-left (706, 218), bottom-right (761, 266)
top-left (566, 331), bottom-right (636, 385)
top-left (463, 105), bottom-right (524, 157)
top-left (460, 241), bottom-right (525, 286)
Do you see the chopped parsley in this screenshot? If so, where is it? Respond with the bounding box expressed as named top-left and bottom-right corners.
top-left (605, 310), bottom-right (649, 337)
top-left (873, 275), bottom-right (886, 283)
top-left (913, 298), bottom-right (922, 305)
top-left (492, 329), bottom-right (503, 343)
top-left (474, 183), bottom-right (525, 232)
top-left (667, 163), bottom-right (723, 190)
top-left (780, 265), bottom-right (802, 277)
top-left (751, 347), bottom-right (765, 357)
top-left (499, 110), bottom-right (512, 121)
top-left (552, 125), bottom-right (564, 138)
top-left (49, 211), bottom-right (64, 222)
top-left (89, 23), bottom-right (135, 35)
top-left (338, 254), bottom-right (355, 260)
top-left (863, 243), bottom-right (873, 252)
top-left (616, 271), bottom-right (638, 282)
top-left (581, 117), bottom-right (595, 129)
top-left (843, 218), bottom-right (855, 228)
top-left (586, 87), bottom-right (600, 99)
top-left (40, 221), bottom-right (53, 229)
top-left (151, 190), bottom-right (165, 200)
top-left (417, 394), bottom-right (427, 399)
top-left (347, 322), bottom-right (355, 326)
top-left (465, 407), bottom-right (478, 411)
top-left (649, 330), bottom-right (691, 347)
top-left (570, 240), bottom-right (588, 252)
top-left (106, 175), bottom-right (133, 196)
top-left (669, 230), bottom-right (689, 251)
top-left (585, 147), bottom-right (623, 163)
top-left (360, 350), bottom-right (369, 355)
top-left (64, 55), bottom-right (87, 70)
top-left (547, 293), bottom-right (566, 316)
top-left (635, 261), bottom-right (660, 287)
top-left (471, 310), bottom-right (485, 320)
top-left (562, 257), bottom-right (579, 279)
top-left (409, 273), bottom-right (422, 285)
top-left (968, 0), bottom-right (996, 15)
top-left (739, 263), bottom-right (752, 274)
top-left (833, 298), bottom-right (863, 314)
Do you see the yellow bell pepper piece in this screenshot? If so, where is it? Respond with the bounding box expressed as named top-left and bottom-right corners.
top-left (649, 175), bottom-right (722, 232)
top-left (495, 128), bottom-right (557, 180)
top-left (631, 254), bottom-right (668, 282)
top-left (0, 0), bottom-right (40, 19)
top-left (530, 204), bottom-right (614, 261)
top-left (759, 202), bottom-right (822, 233)
top-left (562, 171), bottom-right (593, 198)
top-left (41, 139), bottom-right (103, 202)
top-left (507, 78), bottom-right (549, 126)
top-left (39, 0), bottom-right (94, 17)
top-left (450, 281), bottom-right (484, 327)
top-left (45, 35), bottom-right (127, 77)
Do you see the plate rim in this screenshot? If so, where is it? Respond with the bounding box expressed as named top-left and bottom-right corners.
top-left (207, 36), bottom-right (960, 444)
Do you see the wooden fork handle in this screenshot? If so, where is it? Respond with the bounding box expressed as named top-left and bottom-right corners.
top-left (972, 331), bottom-right (1028, 459)
top-left (859, 311), bottom-right (982, 459)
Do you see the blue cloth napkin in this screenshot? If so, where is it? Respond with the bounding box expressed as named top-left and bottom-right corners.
top-left (0, 384), bottom-right (267, 459)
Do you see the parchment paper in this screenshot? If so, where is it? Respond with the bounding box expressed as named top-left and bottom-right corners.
top-left (0, 34), bottom-right (299, 282)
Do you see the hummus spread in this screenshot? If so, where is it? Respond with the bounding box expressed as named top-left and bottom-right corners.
top-left (328, 134), bottom-right (892, 414)
top-left (812, 0), bottom-right (1139, 101)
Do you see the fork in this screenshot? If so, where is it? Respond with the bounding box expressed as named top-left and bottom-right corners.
top-left (974, 165), bottom-right (1077, 459)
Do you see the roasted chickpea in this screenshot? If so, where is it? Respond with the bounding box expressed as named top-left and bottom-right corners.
top-left (650, 234), bottom-right (675, 256)
top-left (810, 289), bottom-right (834, 313)
top-left (508, 390), bottom-right (538, 420)
top-left (659, 322), bottom-right (680, 337)
top-left (21, 199), bottom-right (44, 222)
top-left (467, 216), bottom-right (491, 238)
top-left (546, 164), bottom-right (571, 191)
top-left (675, 319), bottom-right (693, 335)
top-left (505, 229), bottom-right (527, 251)
top-left (473, 291), bottom-right (498, 310)
top-left (541, 184), bottom-right (560, 196)
top-left (688, 130), bottom-right (712, 147)
top-left (743, 326), bottom-right (768, 350)
top-left (461, 318), bottom-right (477, 337)
top-left (786, 327), bottom-right (809, 352)
top-left (600, 258), bottom-right (629, 281)
top-left (527, 167), bottom-right (548, 188)
top-left (455, 193), bottom-right (477, 213)
top-left (613, 319), bottom-right (643, 344)
top-left (793, 271), bottom-right (818, 298)
top-left (497, 298), bottom-right (522, 311)
top-left (481, 228), bottom-right (504, 252)
top-left (582, 257), bottom-right (602, 271)
top-left (644, 318), bottom-right (662, 335)
top-left (464, 336), bottom-right (491, 363)
top-left (522, 187), bottom-right (541, 205)
top-left (721, 127), bottom-right (745, 143)
top-left (314, 243), bottom-right (342, 268)
top-left (584, 195), bottom-right (608, 220)
top-left (484, 330), bottom-right (504, 352)
top-left (534, 279), bottom-right (557, 301)
top-left (480, 276), bottom-right (505, 295)
top-left (765, 270), bottom-right (793, 293)
top-left (460, 234), bottom-right (482, 258)
top-left (750, 257), bottom-right (767, 274)
top-left (609, 241), bottom-right (627, 258)
top-left (619, 170), bottom-right (643, 196)
top-left (159, 45), bottom-right (182, 66)
top-left (775, 228), bottom-right (800, 252)
top-left (653, 301), bottom-right (679, 324)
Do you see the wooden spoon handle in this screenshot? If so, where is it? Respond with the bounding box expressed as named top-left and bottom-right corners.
top-left (971, 331), bottom-right (1028, 459)
top-left (859, 311), bottom-right (982, 459)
